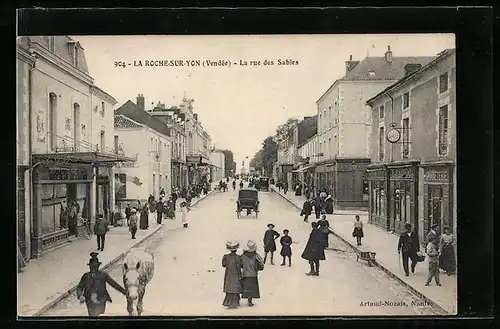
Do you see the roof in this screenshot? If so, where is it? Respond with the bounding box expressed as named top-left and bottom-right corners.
top-left (115, 100), bottom-right (171, 137)
top-left (366, 49), bottom-right (456, 105)
top-left (114, 115), bottom-right (144, 129)
top-left (297, 115), bottom-right (318, 147)
top-left (317, 55), bottom-right (436, 103)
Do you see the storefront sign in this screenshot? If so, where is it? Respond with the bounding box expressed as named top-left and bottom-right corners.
top-left (389, 167), bottom-right (415, 180)
top-left (115, 161), bottom-right (138, 168)
top-left (48, 168), bottom-right (88, 181)
top-left (187, 155), bottom-right (202, 164)
top-left (96, 176), bottom-right (109, 184)
top-left (424, 169), bottom-right (449, 182)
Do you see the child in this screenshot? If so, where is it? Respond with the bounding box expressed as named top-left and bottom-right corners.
top-left (280, 229), bottom-right (293, 267)
top-left (129, 208), bottom-right (138, 239)
top-left (180, 201), bottom-right (189, 228)
top-left (425, 237), bottom-right (441, 286)
top-left (263, 223), bottom-right (280, 265)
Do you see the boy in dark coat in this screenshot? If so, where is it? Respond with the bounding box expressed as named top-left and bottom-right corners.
top-left (93, 214), bottom-right (109, 251)
top-left (280, 229), bottom-right (293, 267)
top-left (76, 252), bottom-right (126, 316)
top-left (263, 224), bottom-right (280, 265)
top-left (301, 222), bottom-right (326, 276)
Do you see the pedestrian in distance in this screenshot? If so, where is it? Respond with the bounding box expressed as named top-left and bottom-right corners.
top-left (314, 196), bottom-right (323, 219)
top-left (263, 224), bottom-right (280, 265)
top-left (139, 203), bottom-right (149, 230)
top-left (156, 198), bottom-right (164, 224)
top-left (352, 215), bottom-right (364, 246)
top-left (324, 194), bottom-right (334, 214)
top-left (125, 203), bottom-right (132, 226)
top-left (129, 208), bottom-right (138, 239)
top-left (317, 214), bottom-right (331, 249)
top-left (280, 229), bottom-right (293, 267)
top-left (94, 214), bottom-right (109, 252)
top-left (397, 222), bottom-right (420, 276)
top-left (301, 197), bottom-right (313, 222)
top-left (180, 201), bottom-right (189, 228)
top-left (439, 226), bottom-right (456, 275)
top-left (425, 237), bottom-right (442, 286)
top-left (222, 240), bottom-right (243, 309)
top-left (240, 240), bottom-right (264, 307)
top-left (301, 221), bottom-right (326, 276)
top-left (76, 252), bottom-right (126, 317)
top-left (283, 182), bottom-right (288, 194)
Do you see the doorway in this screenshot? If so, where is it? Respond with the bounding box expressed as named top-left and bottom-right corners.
top-left (425, 185), bottom-right (443, 241)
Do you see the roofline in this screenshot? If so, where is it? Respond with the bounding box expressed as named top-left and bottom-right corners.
top-left (316, 79), bottom-right (341, 104)
top-left (297, 133), bottom-right (318, 149)
top-left (92, 85), bottom-right (117, 105)
top-left (366, 49), bottom-right (455, 105)
top-left (114, 114), bottom-right (145, 129)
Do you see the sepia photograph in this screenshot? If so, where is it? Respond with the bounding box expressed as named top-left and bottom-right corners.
top-left (17, 33), bottom-right (457, 317)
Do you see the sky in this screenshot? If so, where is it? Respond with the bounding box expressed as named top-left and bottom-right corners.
top-left (74, 34), bottom-right (455, 172)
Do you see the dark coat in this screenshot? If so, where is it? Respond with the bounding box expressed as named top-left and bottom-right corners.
top-left (397, 231), bottom-right (420, 254)
top-left (280, 236), bottom-right (293, 257)
top-left (76, 270), bottom-right (126, 303)
top-left (314, 197), bottom-right (324, 213)
top-left (156, 201), bottom-right (164, 212)
top-left (301, 201), bottom-right (313, 216)
top-left (301, 228), bottom-right (326, 261)
top-left (324, 197), bottom-right (334, 214)
top-left (93, 218), bottom-right (109, 236)
top-left (263, 230), bottom-right (280, 252)
top-left (222, 253), bottom-right (242, 294)
top-left (125, 207), bottom-right (131, 219)
top-left (139, 207), bottom-right (149, 229)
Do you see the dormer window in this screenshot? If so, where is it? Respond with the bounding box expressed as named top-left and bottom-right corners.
top-left (368, 71), bottom-right (376, 76)
top-left (48, 36), bottom-right (55, 52)
top-left (69, 41), bottom-right (79, 67)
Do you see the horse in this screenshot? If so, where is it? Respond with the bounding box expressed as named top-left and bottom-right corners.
top-left (122, 247), bottom-right (155, 316)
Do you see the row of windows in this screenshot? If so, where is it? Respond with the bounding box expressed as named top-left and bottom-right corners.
top-left (319, 101), bottom-right (339, 133)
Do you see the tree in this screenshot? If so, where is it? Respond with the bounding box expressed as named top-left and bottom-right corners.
top-left (216, 149), bottom-right (237, 177)
top-left (249, 149), bottom-right (263, 171)
top-left (276, 117), bottom-right (299, 142)
top-left (260, 136), bottom-right (278, 177)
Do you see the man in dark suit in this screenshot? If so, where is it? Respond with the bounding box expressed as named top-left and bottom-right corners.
top-left (76, 252), bottom-right (126, 316)
top-left (397, 223), bottom-right (420, 276)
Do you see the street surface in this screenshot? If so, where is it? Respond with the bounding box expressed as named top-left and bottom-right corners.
top-left (43, 184), bottom-right (440, 316)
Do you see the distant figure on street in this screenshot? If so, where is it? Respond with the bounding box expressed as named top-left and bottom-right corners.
top-left (76, 252), bottom-right (126, 317)
top-left (232, 180), bottom-right (236, 190)
top-left (241, 240), bottom-right (264, 307)
top-left (277, 180), bottom-right (282, 192)
top-left (180, 202), bottom-right (189, 228)
top-left (324, 194), bottom-right (334, 214)
top-left (139, 204), bottom-right (149, 230)
top-left (125, 204), bottom-right (132, 226)
top-left (280, 229), bottom-right (293, 267)
top-left (317, 214), bottom-right (331, 249)
top-left (263, 224), bottom-right (280, 265)
top-left (222, 240), bottom-right (242, 309)
top-left (129, 208), bottom-right (138, 239)
top-left (301, 222), bottom-right (326, 276)
top-left (439, 226), bottom-right (456, 275)
top-left (94, 214), bottom-right (109, 251)
top-left (314, 196), bottom-right (323, 219)
top-left (397, 223), bottom-right (420, 276)
top-left (160, 188), bottom-right (166, 199)
top-left (171, 189), bottom-right (178, 211)
top-left (301, 197), bottom-right (313, 222)
top-left (155, 198), bottom-right (164, 224)
top-left (239, 181), bottom-right (244, 189)
top-left (352, 215), bottom-right (364, 246)
top-left (68, 201), bottom-right (78, 237)
top-left (59, 201), bottom-right (68, 229)
top-left (425, 236), bottom-right (441, 286)
top-left (283, 182), bottom-right (288, 194)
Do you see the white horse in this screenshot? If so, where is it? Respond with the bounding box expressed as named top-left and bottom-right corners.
top-left (122, 248), bottom-right (155, 316)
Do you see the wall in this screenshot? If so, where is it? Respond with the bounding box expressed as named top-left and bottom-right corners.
top-left (90, 91), bottom-right (116, 152)
top-left (17, 56), bottom-right (31, 165)
top-left (317, 83), bottom-right (340, 162)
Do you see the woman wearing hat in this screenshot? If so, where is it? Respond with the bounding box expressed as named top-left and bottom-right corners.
top-left (263, 224), bottom-right (280, 265)
top-left (222, 240), bottom-right (243, 309)
top-left (301, 222), bottom-right (326, 276)
top-left (76, 252), bottom-right (126, 316)
top-left (439, 226), bottom-right (456, 275)
top-left (241, 240), bottom-right (264, 307)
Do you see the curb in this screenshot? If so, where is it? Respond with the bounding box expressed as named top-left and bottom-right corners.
top-left (32, 223), bottom-right (165, 317)
top-left (270, 188), bottom-right (451, 315)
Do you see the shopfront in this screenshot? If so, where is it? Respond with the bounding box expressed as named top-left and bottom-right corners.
top-left (335, 159), bottom-right (370, 209)
top-left (280, 164), bottom-right (294, 188)
top-left (367, 164), bottom-right (388, 230)
top-left (421, 161), bottom-right (455, 242)
top-left (95, 166), bottom-right (113, 223)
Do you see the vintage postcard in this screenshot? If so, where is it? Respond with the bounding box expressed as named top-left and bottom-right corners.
top-left (17, 33), bottom-right (457, 317)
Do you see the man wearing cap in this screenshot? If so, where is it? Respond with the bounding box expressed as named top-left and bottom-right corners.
top-left (263, 224), bottom-right (280, 265)
top-left (76, 252), bottom-right (126, 316)
top-left (397, 223), bottom-right (421, 276)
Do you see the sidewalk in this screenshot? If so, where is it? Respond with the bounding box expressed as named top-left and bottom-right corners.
top-left (271, 186), bottom-right (457, 315)
top-left (17, 186), bottom-right (216, 317)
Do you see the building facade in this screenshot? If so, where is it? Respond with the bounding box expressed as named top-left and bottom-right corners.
top-left (366, 49), bottom-right (456, 246)
top-left (276, 127), bottom-right (297, 189)
top-left (114, 100), bottom-right (173, 206)
top-left (210, 151), bottom-right (225, 182)
top-left (18, 36), bottom-right (132, 259)
top-left (315, 47), bottom-right (435, 209)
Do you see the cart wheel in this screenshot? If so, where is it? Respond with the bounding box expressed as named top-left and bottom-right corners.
top-left (237, 211), bottom-right (241, 218)
top-left (255, 210), bottom-right (259, 218)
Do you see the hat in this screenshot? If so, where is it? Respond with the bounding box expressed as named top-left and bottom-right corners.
top-left (267, 223), bottom-right (275, 229)
top-left (244, 240), bottom-right (257, 252)
top-left (283, 229), bottom-right (289, 233)
top-left (225, 240), bottom-right (239, 251)
top-left (87, 252), bottom-right (101, 266)
top-left (131, 208), bottom-right (137, 213)
top-left (321, 214), bottom-right (327, 219)
top-left (404, 222), bottom-right (412, 229)
top-left (431, 224), bottom-right (439, 230)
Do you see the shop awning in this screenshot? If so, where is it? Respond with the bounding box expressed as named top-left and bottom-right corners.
top-left (293, 164), bottom-right (316, 173)
top-left (33, 151), bottom-right (136, 165)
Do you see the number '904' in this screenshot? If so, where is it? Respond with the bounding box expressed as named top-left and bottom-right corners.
top-left (115, 61), bottom-right (127, 68)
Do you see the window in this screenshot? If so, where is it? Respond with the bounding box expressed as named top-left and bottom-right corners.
top-left (153, 174), bottom-right (156, 196)
top-left (379, 105), bottom-right (384, 119)
top-left (328, 106), bottom-right (332, 128)
top-left (371, 181), bottom-right (386, 218)
top-left (114, 136), bottom-right (119, 154)
top-left (403, 92), bottom-right (410, 109)
top-left (73, 103), bottom-right (80, 151)
top-left (100, 130), bottom-right (105, 152)
top-left (101, 101), bottom-right (105, 117)
top-left (48, 36), bottom-right (55, 52)
top-left (49, 93), bottom-right (58, 151)
top-left (439, 72), bottom-right (449, 93)
top-left (334, 101), bottom-right (338, 125)
top-left (438, 105), bottom-right (449, 155)
top-left (328, 137), bottom-right (332, 157)
top-left (402, 118), bottom-right (410, 159)
top-left (379, 126), bottom-right (385, 161)
top-left (72, 44), bottom-right (78, 66)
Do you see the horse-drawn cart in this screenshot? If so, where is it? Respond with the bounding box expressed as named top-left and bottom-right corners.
top-left (236, 187), bottom-right (259, 218)
top-left (356, 249), bottom-right (376, 267)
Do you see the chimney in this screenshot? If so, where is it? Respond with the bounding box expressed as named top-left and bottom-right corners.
top-left (193, 113), bottom-right (198, 121)
top-left (136, 94), bottom-right (145, 111)
top-left (404, 63), bottom-right (422, 76)
top-left (385, 46), bottom-right (393, 63)
top-left (345, 54), bottom-right (360, 74)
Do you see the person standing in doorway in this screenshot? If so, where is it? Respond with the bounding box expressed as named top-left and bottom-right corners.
top-left (129, 208), bottom-right (138, 239)
top-left (156, 198), bottom-right (164, 224)
top-left (425, 236), bottom-right (441, 286)
top-left (263, 224), bottom-right (280, 265)
top-left (352, 215), bottom-right (364, 246)
top-left (67, 200), bottom-right (78, 237)
top-left (397, 223), bottom-right (420, 276)
top-left (94, 214), bottom-right (109, 252)
top-left (280, 229), bottom-right (293, 267)
top-left (301, 222), bottom-right (326, 276)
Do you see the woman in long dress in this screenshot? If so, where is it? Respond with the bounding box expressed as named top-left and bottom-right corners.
top-left (240, 240), bottom-right (264, 307)
top-left (139, 204), bottom-right (149, 230)
top-left (439, 226), bottom-right (456, 275)
top-left (222, 240), bottom-right (242, 309)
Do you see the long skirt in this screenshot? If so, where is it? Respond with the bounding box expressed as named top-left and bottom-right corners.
top-left (439, 244), bottom-right (456, 274)
top-left (86, 301), bottom-right (106, 316)
top-left (222, 293), bottom-right (240, 308)
top-left (241, 277), bottom-right (260, 299)
top-left (353, 227), bottom-right (364, 238)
